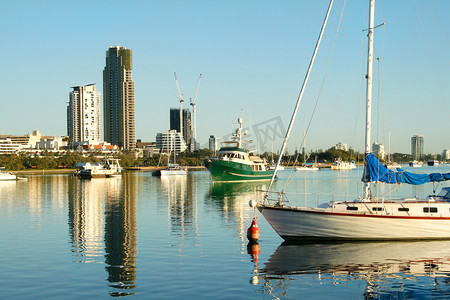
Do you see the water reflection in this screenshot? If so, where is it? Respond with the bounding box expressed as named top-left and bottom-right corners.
top-left (209, 182), bottom-right (266, 241)
top-left (68, 175), bottom-right (137, 296)
top-left (253, 240), bottom-right (450, 298)
top-left (160, 175), bottom-right (199, 239)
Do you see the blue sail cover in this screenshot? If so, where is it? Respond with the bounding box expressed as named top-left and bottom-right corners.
top-left (365, 153), bottom-right (450, 185)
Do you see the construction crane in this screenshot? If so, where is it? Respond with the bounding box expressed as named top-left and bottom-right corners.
top-left (190, 74), bottom-right (202, 151)
top-left (174, 72), bottom-right (184, 138)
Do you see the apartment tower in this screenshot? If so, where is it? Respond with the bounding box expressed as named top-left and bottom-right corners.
top-left (411, 134), bottom-right (424, 161)
top-left (169, 108), bottom-right (191, 148)
top-left (67, 84), bottom-right (101, 144)
top-left (103, 46), bottom-right (136, 150)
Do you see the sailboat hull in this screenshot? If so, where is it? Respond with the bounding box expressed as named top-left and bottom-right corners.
top-left (258, 205), bottom-right (450, 241)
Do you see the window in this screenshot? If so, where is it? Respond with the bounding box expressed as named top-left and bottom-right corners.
top-left (398, 207), bottom-right (409, 212)
top-left (423, 207), bottom-right (438, 213)
top-left (347, 206), bottom-right (358, 211)
top-left (372, 207), bottom-right (383, 211)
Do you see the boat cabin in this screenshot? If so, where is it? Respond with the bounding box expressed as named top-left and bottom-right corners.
top-left (432, 187), bottom-right (450, 200)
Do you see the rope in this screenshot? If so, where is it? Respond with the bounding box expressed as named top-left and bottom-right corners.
top-left (282, 0), bottom-right (348, 192)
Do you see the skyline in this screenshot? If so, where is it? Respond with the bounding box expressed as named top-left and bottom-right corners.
top-left (0, 0), bottom-right (449, 154)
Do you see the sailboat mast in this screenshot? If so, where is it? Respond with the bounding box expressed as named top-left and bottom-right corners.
top-left (363, 0), bottom-right (375, 200)
top-left (268, 0), bottom-right (334, 190)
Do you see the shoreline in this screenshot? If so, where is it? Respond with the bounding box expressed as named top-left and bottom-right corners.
top-left (12, 166), bottom-right (207, 175)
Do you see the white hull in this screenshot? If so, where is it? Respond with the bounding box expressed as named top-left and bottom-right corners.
top-left (409, 161), bottom-right (423, 168)
top-left (259, 204), bottom-right (450, 240)
top-left (160, 169), bottom-right (187, 176)
top-left (0, 172), bottom-right (17, 181)
top-left (295, 166), bottom-right (319, 171)
top-left (330, 161), bottom-right (356, 170)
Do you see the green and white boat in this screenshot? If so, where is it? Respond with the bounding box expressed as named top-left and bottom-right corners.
top-left (203, 115), bottom-right (274, 182)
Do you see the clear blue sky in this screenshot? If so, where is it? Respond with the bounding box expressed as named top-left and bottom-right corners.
top-left (0, 0), bottom-right (449, 155)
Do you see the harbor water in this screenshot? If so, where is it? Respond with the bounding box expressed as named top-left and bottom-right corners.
top-left (2, 165), bottom-right (450, 299)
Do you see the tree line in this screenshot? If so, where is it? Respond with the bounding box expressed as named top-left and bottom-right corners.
top-left (0, 147), bottom-right (444, 171)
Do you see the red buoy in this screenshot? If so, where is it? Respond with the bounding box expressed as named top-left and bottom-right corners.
top-left (247, 241), bottom-right (261, 262)
top-left (247, 218), bottom-right (260, 241)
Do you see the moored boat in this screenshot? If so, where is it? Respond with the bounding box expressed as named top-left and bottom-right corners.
top-left (257, 0), bottom-right (450, 241)
top-left (78, 158), bottom-right (121, 179)
top-left (203, 113), bottom-right (274, 182)
top-left (295, 165), bottom-right (319, 171)
top-left (158, 164), bottom-right (187, 176)
top-left (428, 160), bottom-right (439, 166)
top-left (409, 160), bottom-right (423, 168)
top-left (385, 162), bottom-right (401, 170)
top-left (0, 170), bottom-right (17, 181)
top-left (330, 158), bottom-right (356, 170)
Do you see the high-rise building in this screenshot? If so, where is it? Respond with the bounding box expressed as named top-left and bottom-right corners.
top-left (411, 134), bottom-right (424, 160)
top-left (103, 46), bottom-right (136, 150)
top-left (209, 135), bottom-right (220, 154)
top-left (442, 149), bottom-right (450, 160)
top-left (169, 108), bottom-right (191, 147)
top-left (67, 84), bottom-right (101, 144)
top-left (372, 142), bottom-right (385, 160)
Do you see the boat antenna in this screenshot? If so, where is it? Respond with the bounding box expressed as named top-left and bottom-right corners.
top-left (268, 0), bottom-right (334, 190)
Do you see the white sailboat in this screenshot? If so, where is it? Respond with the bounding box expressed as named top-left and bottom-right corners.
top-left (153, 132), bottom-right (187, 176)
top-left (257, 0), bottom-right (450, 241)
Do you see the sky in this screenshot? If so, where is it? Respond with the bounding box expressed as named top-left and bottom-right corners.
top-left (0, 0), bottom-right (449, 155)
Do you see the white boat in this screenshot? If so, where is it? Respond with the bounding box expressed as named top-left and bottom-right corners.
top-left (78, 158), bottom-right (121, 179)
top-left (385, 162), bottom-right (401, 170)
top-left (409, 161), bottom-right (423, 168)
top-left (268, 164), bottom-right (284, 171)
top-left (330, 158), bottom-right (356, 170)
top-left (159, 164), bottom-right (187, 176)
top-left (257, 0), bottom-right (450, 241)
top-left (428, 160), bottom-right (439, 166)
top-left (0, 170), bottom-right (17, 181)
top-left (153, 134), bottom-right (187, 176)
top-left (295, 165), bottom-right (319, 171)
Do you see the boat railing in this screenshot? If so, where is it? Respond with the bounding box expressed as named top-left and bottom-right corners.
top-left (260, 190), bottom-right (362, 208)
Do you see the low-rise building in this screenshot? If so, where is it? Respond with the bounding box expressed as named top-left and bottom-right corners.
top-left (156, 130), bottom-right (187, 154)
top-left (0, 138), bottom-right (23, 154)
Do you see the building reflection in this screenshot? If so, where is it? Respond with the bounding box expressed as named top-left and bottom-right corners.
top-left (26, 175), bottom-right (68, 222)
top-left (160, 174), bottom-right (198, 240)
top-left (68, 174), bottom-right (137, 296)
top-left (68, 178), bottom-right (105, 261)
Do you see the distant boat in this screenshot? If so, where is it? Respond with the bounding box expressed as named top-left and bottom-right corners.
top-left (258, 0), bottom-right (450, 241)
top-left (268, 164), bottom-right (284, 171)
top-left (428, 160), bottom-right (439, 166)
top-left (152, 130), bottom-right (187, 176)
top-left (384, 132), bottom-right (400, 170)
top-left (295, 166), bottom-right (319, 171)
top-left (330, 158), bottom-right (356, 170)
top-left (78, 158), bottom-right (122, 179)
top-left (157, 164), bottom-right (187, 176)
top-left (409, 161), bottom-right (423, 168)
top-left (203, 112), bottom-right (274, 182)
top-left (0, 170), bottom-right (16, 181)
top-left (385, 162), bottom-right (401, 170)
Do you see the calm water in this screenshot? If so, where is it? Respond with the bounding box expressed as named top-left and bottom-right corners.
top-left (2, 165), bottom-right (450, 299)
